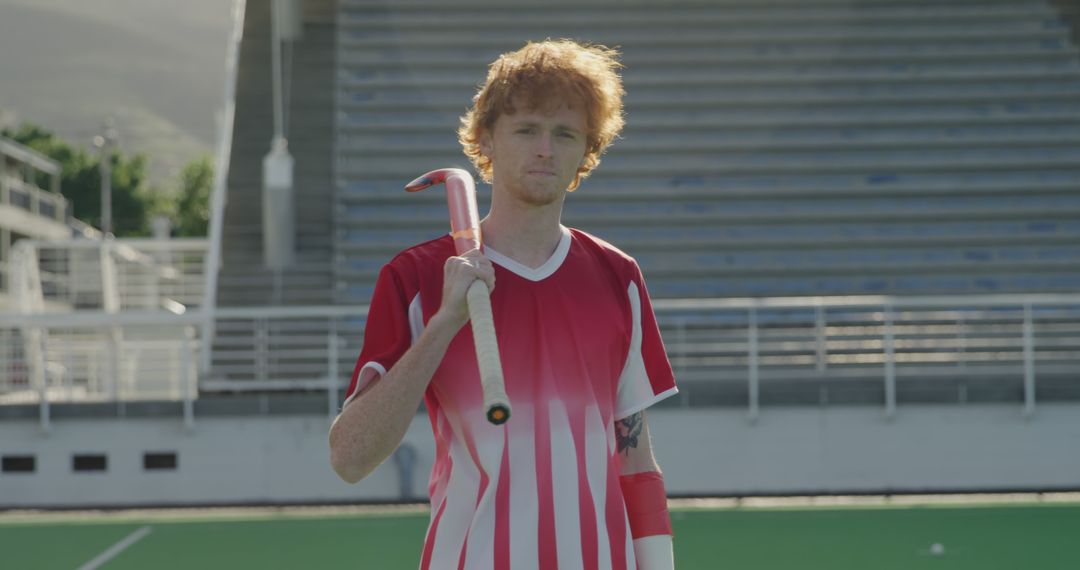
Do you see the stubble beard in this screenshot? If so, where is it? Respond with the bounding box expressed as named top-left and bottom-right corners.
top-left (517, 180), bottom-right (565, 207)
top-left (500, 174), bottom-right (566, 208)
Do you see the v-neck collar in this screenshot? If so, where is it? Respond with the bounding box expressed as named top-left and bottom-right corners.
top-left (482, 225), bottom-right (572, 282)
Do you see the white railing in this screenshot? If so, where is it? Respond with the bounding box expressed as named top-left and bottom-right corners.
top-left (1, 293), bottom-right (1078, 432)
top-left (0, 311), bottom-right (202, 432)
top-left (0, 307), bottom-right (358, 432)
top-left (9, 238), bottom-right (209, 313)
top-left (205, 305), bottom-right (364, 420)
top-left (655, 294), bottom-right (1080, 420)
top-left (0, 176), bottom-right (68, 223)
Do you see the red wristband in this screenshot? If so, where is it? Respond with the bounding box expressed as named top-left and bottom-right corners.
top-left (620, 471), bottom-right (673, 538)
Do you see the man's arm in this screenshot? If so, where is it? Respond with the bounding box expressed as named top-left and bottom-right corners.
top-left (616, 410), bottom-right (658, 472)
top-left (617, 411), bottom-right (675, 570)
top-left (329, 312), bottom-right (458, 483)
top-left (328, 250), bottom-right (494, 483)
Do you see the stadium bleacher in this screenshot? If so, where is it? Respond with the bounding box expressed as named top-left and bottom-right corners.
top-left (331, 0), bottom-right (1080, 304)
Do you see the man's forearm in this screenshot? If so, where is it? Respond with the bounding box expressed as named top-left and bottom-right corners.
top-left (623, 470), bottom-right (675, 569)
top-left (329, 313), bottom-right (458, 483)
top-left (617, 412), bottom-right (674, 568)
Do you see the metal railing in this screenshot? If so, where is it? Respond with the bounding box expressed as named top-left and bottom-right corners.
top-left (0, 311), bottom-right (201, 431)
top-left (9, 238), bottom-right (209, 313)
top-left (2, 293), bottom-right (1078, 431)
top-left (0, 176), bottom-right (68, 224)
top-left (655, 294), bottom-right (1080, 420)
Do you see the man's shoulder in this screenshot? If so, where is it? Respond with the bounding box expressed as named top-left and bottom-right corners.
top-left (388, 234), bottom-right (455, 268)
top-left (568, 227), bottom-right (638, 268)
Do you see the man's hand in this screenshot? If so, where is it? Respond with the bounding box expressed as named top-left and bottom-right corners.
top-left (436, 248), bottom-right (495, 332)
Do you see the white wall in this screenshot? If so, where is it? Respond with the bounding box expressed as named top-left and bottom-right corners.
top-left (650, 404), bottom-right (1080, 495)
top-left (2, 403), bottom-right (1080, 508)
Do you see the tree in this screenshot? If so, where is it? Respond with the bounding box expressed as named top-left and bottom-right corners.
top-left (1, 122), bottom-right (163, 236)
top-left (171, 155), bottom-right (213, 236)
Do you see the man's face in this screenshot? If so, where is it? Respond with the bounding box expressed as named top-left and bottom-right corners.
top-left (479, 99), bottom-right (589, 206)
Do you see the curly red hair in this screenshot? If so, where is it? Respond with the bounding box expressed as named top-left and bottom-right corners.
top-left (458, 39), bottom-right (626, 191)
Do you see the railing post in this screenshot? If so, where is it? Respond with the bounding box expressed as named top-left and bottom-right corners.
top-left (815, 304), bottom-right (827, 373)
top-left (101, 240), bottom-right (122, 401)
top-left (256, 318), bottom-right (269, 383)
top-left (884, 304), bottom-right (896, 419)
top-left (327, 319), bottom-right (339, 420)
top-left (182, 326), bottom-right (196, 430)
top-left (675, 317), bottom-right (689, 408)
top-left (201, 308), bottom-right (216, 376)
top-left (748, 306), bottom-right (759, 423)
top-left (956, 311), bottom-right (967, 370)
top-left (34, 328), bottom-right (51, 434)
top-left (1023, 302), bottom-right (1036, 418)
top-left (30, 183), bottom-right (40, 216)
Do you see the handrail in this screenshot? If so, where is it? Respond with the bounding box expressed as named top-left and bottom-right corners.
top-left (0, 138), bottom-right (61, 176)
top-left (201, 0), bottom-right (248, 374)
top-left (653, 293), bottom-right (1080, 311)
top-left (4, 292), bottom-right (1079, 328)
top-left (11, 239), bottom-right (210, 313)
top-left (14, 237), bottom-right (209, 251)
top-left (1, 176), bottom-right (68, 223)
top-left (3, 293), bottom-right (1078, 427)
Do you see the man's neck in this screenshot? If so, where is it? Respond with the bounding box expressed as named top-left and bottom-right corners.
top-left (480, 196), bottom-right (565, 270)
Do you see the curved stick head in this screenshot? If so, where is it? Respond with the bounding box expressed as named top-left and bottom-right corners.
top-left (405, 168), bottom-right (481, 254)
top-left (405, 168), bottom-right (472, 193)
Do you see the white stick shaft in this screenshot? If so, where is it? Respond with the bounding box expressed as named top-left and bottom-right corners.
top-left (466, 280), bottom-right (510, 422)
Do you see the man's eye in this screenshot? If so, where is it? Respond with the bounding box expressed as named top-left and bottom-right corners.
top-left (558, 132), bottom-right (576, 139)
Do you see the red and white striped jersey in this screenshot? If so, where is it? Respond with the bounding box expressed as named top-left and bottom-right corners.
top-left (345, 226), bottom-right (678, 570)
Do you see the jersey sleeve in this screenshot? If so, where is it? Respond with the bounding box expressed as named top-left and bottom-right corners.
top-left (614, 262), bottom-right (678, 419)
top-left (343, 262), bottom-right (416, 407)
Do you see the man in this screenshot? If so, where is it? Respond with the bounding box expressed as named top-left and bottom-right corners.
top-left (330, 39), bottom-right (679, 570)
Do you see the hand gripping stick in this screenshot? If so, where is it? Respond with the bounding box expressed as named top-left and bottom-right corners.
top-left (406, 168), bottom-right (511, 425)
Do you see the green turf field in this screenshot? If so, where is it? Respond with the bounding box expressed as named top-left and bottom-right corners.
top-left (3, 502), bottom-right (1079, 569)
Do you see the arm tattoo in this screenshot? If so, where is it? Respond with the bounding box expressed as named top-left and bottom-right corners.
top-left (615, 412), bottom-right (644, 455)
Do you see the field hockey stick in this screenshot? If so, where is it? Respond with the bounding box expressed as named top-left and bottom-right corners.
top-left (405, 168), bottom-right (511, 425)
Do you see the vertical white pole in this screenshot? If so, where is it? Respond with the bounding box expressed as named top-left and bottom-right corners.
top-left (748, 307), bottom-right (759, 423)
top-left (35, 328), bottom-right (51, 434)
top-left (815, 304), bottom-right (826, 373)
top-left (201, 0), bottom-right (248, 375)
top-left (328, 320), bottom-right (339, 420)
top-left (182, 326), bottom-right (195, 430)
top-left (1022, 302), bottom-right (1036, 418)
top-left (884, 304), bottom-right (896, 419)
top-left (256, 318), bottom-right (268, 384)
top-left (271, 0), bottom-right (284, 143)
top-left (676, 317), bottom-right (689, 408)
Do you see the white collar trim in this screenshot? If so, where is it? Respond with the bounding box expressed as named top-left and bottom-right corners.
top-left (482, 225), bottom-right (572, 282)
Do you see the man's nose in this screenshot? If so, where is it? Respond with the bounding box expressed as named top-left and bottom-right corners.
top-left (535, 133), bottom-right (553, 157)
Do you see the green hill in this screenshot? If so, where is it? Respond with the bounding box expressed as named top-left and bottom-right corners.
top-left (0, 0), bottom-right (233, 187)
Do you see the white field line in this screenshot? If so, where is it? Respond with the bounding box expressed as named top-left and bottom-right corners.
top-left (75, 526), bottom-right (152, 570)
top-left (2, 493), bottom-right (1079, 527)
top-left (671, 492), bottom-right (1080, 510)
top-left (0, 503), bottom-right (432, 525)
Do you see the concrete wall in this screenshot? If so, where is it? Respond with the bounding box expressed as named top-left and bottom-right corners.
top-left (653, 404), bottom-right (1080, 495)
top-left (3, 404), bottom-right (1080, 508)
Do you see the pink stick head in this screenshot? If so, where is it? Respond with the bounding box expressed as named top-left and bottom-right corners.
top-left (405, 168), bottom-right (481, 255)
